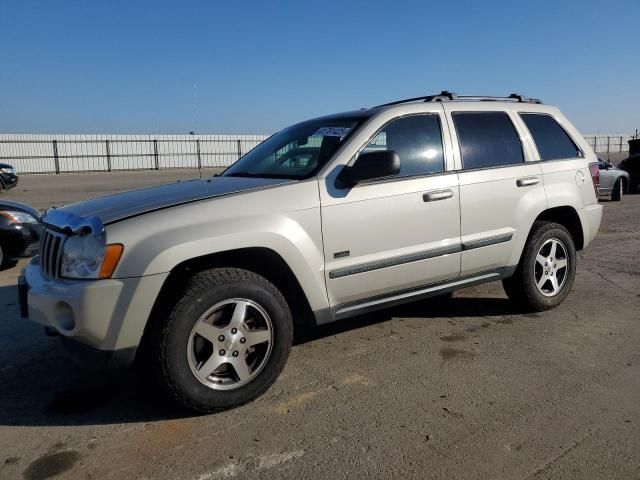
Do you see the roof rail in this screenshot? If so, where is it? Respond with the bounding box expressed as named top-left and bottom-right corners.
top-left (375, 91), bottom-right (542, 107)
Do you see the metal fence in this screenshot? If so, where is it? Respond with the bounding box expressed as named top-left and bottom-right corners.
top-left (0, 134), bottom-right (269, 174)
top-left (583, 135), bottom-right (635, 154)
top-left (1, 132), bottom-right (637, 174)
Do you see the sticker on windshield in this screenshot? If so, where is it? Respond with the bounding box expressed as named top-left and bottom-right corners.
top-left (312, 127), bottom-right (351, 138)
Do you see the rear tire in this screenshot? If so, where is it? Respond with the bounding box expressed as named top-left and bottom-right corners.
top-left (503, 222), bottom-right (576, 312)
top-left (0, 244), bottom-right (5, 269)
top-left (154, 267), bottom-right (293, 413)
top-left (611, 179), bottom-right (623, 201)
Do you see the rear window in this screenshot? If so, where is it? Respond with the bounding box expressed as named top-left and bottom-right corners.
top-left (520, 113), bottom-right (582, 160)
top-left (452, 112), bottom-right (524, 169)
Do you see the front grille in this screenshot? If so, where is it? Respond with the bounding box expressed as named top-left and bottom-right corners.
top-left (39, 228), bottom-right (66, 279)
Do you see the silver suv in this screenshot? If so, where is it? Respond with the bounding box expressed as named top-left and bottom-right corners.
top-left (20, 92), bottom-right (603, 412)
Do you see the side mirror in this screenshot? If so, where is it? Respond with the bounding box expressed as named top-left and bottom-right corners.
top-left (339, 150), bottom-right (401, 186)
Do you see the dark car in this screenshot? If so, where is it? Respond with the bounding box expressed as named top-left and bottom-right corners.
top-left (618, 155), bottom-right (640, 193)
top-left (0, 200), bottom-right (42, 268)
top-left (0, 163), bottom-right (19, 192)
top-left (619, 138), bottom-right (640, 193)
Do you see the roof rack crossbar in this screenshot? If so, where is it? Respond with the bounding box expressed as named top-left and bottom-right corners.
top-left (375, 91), bottom-right (542, 108)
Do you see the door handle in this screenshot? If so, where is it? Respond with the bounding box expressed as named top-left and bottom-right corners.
top-left (423, 189), bottom-right (453, 202)
top-left (516, 177), bottom-right (540, 187)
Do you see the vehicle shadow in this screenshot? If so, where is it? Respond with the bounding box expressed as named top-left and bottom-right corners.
top-left (294, 294), bottom-right (520, 345)
top-left (0, 284), bottom-right (520, 427)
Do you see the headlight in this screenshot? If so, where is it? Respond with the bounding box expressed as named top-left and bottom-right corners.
top-left (0, 210), bottom-right (39, 224)
top-left (0, 167), bottom-right (16, 175)
top-left (61, 233), bottom-right (123, 279)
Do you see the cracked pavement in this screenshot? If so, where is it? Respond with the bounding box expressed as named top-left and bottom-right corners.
top-left (1, 172), bottom-right (639, 479)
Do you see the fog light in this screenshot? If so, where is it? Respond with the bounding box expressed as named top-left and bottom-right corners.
top-left (54, 302), bottom-right (75, 332)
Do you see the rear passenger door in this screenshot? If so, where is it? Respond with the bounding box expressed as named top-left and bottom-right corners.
top-left (444, 105), bottom-right (547, 276)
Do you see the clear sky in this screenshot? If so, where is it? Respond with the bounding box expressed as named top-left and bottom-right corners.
top-left (1, 0), bottom-right (638, 135)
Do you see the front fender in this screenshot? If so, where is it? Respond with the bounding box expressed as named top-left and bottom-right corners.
top-left (105, 181), bottom-right (329, 312)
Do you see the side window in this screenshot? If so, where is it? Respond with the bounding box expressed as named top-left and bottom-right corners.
top-left (452, 112), bottom-right (524, 169)
top-left (361, 114), bottom-right (444, 177)
top-left (520, 113), bottom-right (582, 160)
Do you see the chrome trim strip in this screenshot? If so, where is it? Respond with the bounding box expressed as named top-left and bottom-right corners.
top-left (328, 244), bottom-right (462, 279)
top-left (327, 233), bottom-right (513, 280)
top-left (461, 233), bottom-right (513, 251)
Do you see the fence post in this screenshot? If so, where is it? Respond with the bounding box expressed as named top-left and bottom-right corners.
top-left (607, 136), bottom-right (610, 153)
top-left (620, 136), bottom-right (623, 153)
top-left (196, 139), bottom-right (202, 170)
top-left (237, 139), bottom-right (242, 159)
top-left (153, 139), bottom-right (159, 170)
top-left (105, 139), bottom-right (112, 172)
top-left (52, 140), bottom-right (60, 174)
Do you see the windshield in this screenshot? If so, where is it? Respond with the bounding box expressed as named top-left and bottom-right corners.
top-left (223, 116), bottom-right (367, 179)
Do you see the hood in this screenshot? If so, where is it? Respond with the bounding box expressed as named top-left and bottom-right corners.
top-left (45, 176), bottom-right (292, 228)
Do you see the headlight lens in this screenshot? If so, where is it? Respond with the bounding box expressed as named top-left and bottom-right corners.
top-left (61, 234), bottom-right (123, 279)
top-left (0, 210), bottom-right (39, 224)
top-left (0, 167), bottom-right (16, 175)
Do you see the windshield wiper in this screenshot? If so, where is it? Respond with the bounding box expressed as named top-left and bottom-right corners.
top-left (225, 172), bottom-right (259, 177)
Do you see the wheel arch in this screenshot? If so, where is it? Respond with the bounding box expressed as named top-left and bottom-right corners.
top-left (533, 206), bottom-right (584, 251)
top-left (137, 247), bottom-right (316, 363)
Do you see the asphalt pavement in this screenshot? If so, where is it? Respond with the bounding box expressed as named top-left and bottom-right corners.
top-left (0, 171), bottom-right (639, 480)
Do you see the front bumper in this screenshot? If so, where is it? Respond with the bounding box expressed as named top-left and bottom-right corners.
top-left (20, 262), bottom-right (168, 368)
top-left (1, 173), bottom-right (18, 190)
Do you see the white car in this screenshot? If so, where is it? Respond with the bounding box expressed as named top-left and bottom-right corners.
top-left (597, 158), bottom-right (630, 201)
top-left (20, 92), bottom-right (603, 412)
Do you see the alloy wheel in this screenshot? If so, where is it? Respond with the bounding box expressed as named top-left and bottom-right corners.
top-left (534, 238), bottom-right (569, 297)
top-left (186, 298), bottom-right (273, 391)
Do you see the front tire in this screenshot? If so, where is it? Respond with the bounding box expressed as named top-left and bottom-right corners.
top-left (155, 268), bottom-right (293, 412)
top-left (503, 222), bottom-right (576, 311)
top-left (611, 179), bottom-right (623, 201)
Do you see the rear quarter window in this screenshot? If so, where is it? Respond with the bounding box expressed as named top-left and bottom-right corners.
top-left (520, 113), bottom-right (582, 160)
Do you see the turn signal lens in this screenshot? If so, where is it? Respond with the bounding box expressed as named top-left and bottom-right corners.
top-left (99, 244), bottom-right (124, 279)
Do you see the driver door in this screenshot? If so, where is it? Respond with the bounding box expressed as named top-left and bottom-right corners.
top-left (319, 110), bottom-right (461, 310)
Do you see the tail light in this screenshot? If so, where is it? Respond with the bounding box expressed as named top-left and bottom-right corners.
top-left (588, 162), bottom-right (600, 197)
